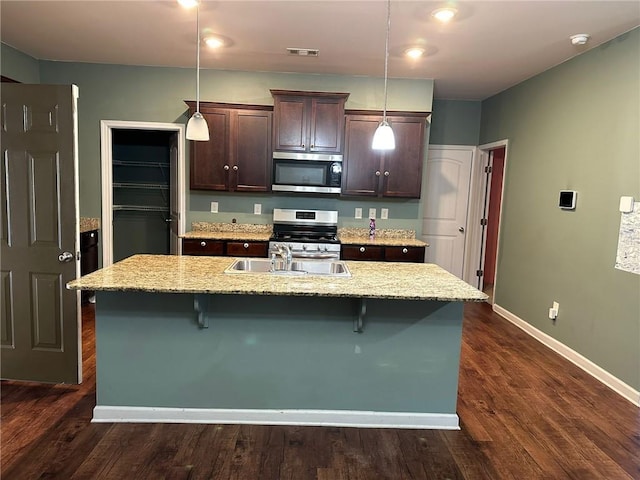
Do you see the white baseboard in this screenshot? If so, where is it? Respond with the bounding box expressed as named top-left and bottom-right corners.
top-left (92, 406), bottom-right (460, 430)
top-left (493, 304), bottom-right (640, 407)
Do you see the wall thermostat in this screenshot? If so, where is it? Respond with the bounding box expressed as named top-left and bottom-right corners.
top-left (559, 190), bottom-right (577, 210)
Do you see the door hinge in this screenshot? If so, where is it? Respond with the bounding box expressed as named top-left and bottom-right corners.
top-left (476, 269), bottom-right (484, 277)
top-left (484, 165), bottom-right (492, 173)
top-left (480, 218), bottom-right (488, 226)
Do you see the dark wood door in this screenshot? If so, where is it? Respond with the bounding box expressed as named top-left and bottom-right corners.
top-left (232, 110), bottom-right (272, 192)
top-left (190, 110), bottom-right (230, 190)
top-left (309, 97), bottom-right (345, 153)
top-left (342, 115), bottom-right (383, 196)
top-left (1, 84), bottom-right (80, 383)
top-left (381, 117), bottom-right (425, 198)
top-left (272, 96), bottom-right (306, 152)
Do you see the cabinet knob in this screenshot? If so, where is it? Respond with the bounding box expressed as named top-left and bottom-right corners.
top-left (402, 248), bottom-right (408, 254)
top-left (375, 171), bottom-right (381, 177)
top-left (200, 241), bottom-right (206, 247)
top-left (233, 165), bottom-right (239, 171)
top-left (243, 243), bottom-right (249, 249)
top-left (359, 246), bottom-right (366, 253)
top-left (223, 165), bottom-right (230, 171)
top-left (384, 171), bottom-right (390, 177)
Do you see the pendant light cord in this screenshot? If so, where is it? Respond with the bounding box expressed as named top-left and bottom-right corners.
top-left (382, 0), bottom-right (391, 123)
top-left (195, 4), bottom-right (201, 113)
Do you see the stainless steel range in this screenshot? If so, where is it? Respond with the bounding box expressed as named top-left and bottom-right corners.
top-left (269, 208), bottom-right (340, 260)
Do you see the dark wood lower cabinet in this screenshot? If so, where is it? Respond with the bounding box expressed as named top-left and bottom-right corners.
top-left (225, 241), bottom-right (268, 257)
top-left (182, 239), bottom-right (268, 257)
top-left (341, 244), bottom-right (425, 263)
top-left (181, 239), bottom-right (224, 256)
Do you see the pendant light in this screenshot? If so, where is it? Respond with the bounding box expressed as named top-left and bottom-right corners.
top-left (186, 2), bottom-right (209, 141)
top-left (372, 0), bottom-right (395, 150)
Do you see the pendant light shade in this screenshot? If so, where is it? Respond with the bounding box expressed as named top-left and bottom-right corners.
top-left (372, 121), bottom-right (395, 150)
top-left (186, 112), bottom-right (209, 141)
top-left (372, 0), bottom-right (395, 151)
top-left (186, 3), bottom-right (209, 141)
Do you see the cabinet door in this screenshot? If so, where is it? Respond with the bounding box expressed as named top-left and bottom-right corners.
top-left (342, 115), bottom-right (383, 196)
top-left (384, 246), bottom-right (425, 263)
top-left (381, 117), bottom-right (425, 198)
top-left (309, 97), bottom-right (345, 153)
top-left (341, 245), bottom-right (384, 261)
top-left (273, 96), bottom-right (307, 152)
top-left (190, 110), bottom-right (230, 190)
top-left (232, 110), bottom-right (272, 192)
top-left (182, 239), bottom-right (225, 255)
top-left (226, 241), bottom-right (269, 257)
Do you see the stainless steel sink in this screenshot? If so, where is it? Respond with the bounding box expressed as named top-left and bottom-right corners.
top-left (224, 258), bottom-right (351, 277)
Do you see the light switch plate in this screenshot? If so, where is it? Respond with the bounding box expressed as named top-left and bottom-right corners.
top-left (381, 208), bottom-right (389, 220)
top-left (210, 201), bottom-right (218, 213)
top-left (355, 208), bottom-right (362, 219)
top-left (368, 208), bottom-right (376, 219)
top-left (254, 203), bottom-right (262, 215)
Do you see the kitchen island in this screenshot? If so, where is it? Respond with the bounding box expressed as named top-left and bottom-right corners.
top-left (68, 254), bottom-right (487, 429)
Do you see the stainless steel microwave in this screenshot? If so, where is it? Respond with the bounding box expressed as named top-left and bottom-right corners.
top-left (272, 152), bottom-right (342, 194)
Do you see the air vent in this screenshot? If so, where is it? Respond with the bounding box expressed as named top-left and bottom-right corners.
top-left (286, 48), bottom-right (319, 57)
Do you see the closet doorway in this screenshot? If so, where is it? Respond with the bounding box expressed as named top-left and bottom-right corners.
top-left (100, 121), bottom-right (186, 267)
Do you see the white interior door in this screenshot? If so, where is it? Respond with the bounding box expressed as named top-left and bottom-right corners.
top-left (422, 146), bottom-right (473, 278)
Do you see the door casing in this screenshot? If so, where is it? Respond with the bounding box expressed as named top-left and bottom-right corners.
top-left (100, 121), bottom-right (186, 267)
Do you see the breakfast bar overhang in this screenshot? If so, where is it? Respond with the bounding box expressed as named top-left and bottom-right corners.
top-left (68, 255), bottom-right (487, 430)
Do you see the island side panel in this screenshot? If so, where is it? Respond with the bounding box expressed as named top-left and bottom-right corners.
top-left (95, 291), bottom-right (464, 418)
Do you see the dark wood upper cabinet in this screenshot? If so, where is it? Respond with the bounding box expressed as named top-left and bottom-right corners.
top-left (271, 90), bottom-right (349, 154)
top-left (342, 112), bottom-right (428, 198)
top-left (187, 102), bottom-right (272, 192)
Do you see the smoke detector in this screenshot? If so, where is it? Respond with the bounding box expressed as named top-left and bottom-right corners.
top-left (287, 48), bottom-right (319, 57)
top-left (570, 34), bottom-right (590, 46)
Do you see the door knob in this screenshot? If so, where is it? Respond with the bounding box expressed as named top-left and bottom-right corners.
top-left (459, 227), bottom-right (465, 233)
top-left (58, 251), bottom-right (74, 263)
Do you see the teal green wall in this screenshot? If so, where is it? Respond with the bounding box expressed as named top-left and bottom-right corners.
top-left (429, 99), bottom-right (481, 145)
top-left (0, 43), bottom-right (39, 83)
top-left (480, 28), bottom-right (640, 390)
top-left (33, 60), bottom-right (432, 230)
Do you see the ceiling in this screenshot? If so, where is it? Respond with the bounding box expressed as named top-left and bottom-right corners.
top-left (1, 1), bottom-right (638, 100)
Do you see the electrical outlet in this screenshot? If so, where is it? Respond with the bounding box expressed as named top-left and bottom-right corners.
top-left (368, 208), bottom-right (376, 220)
top-left (355, 208), bottom-right (362, 219)
top-left (549, 301), bottom-right (560, 320)
top-left (253, 203), bottom-right (262, 215)
top-left (381, 208), bottom-right (389, 220)
top-left (210, 201), bottom-right (218, 213)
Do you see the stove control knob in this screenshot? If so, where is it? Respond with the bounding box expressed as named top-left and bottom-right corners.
top-left (302, 245), bottom-right (307, 251)
top-left (323, 246), bottom-right (328, 252)
top-left (317, 246), bottom-right (321, 251)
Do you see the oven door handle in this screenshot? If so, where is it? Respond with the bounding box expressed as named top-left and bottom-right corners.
top-left (291, 252), bottom-right (340, 259)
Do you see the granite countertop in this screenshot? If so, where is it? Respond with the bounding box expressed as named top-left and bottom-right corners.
top-left (67, 254), bottom-right (487, 302)
top-left (182, 231), bottom-right (272, 241)
top-left (80, 217), bottom-right (100, 233)
top-left (182, 222), bottom-right (272, 242)
top-left (339, 236), bottom-right (428, 247)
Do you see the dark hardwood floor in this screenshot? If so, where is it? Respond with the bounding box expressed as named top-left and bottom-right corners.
top-left (2, 302), bottom-right (638, 479)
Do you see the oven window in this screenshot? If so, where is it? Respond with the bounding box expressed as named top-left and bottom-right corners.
top-left (274, 162), bottom-right (327, 186)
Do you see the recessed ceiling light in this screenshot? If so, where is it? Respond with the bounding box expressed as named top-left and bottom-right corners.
top-left (432, 7), bottom-right (457, 23)
top-left (570, 33), bottom-right (591, 46)
top-left (204, 35), bottom-right (224, 49)
top-left (177, 0), bottom-right (199, 8)
top-left (405, 47), bottom-right (425, 59)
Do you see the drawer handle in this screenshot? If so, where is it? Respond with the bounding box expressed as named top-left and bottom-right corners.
top-left (384, 171), bottom-right (390, 177)
top-left (375, 171), bottom-right (381, 177)
top-left (223, 165), bottom-right (230, 171)
top-left (200, 241), bottom-right (206, 247)
top-left (402, 248), bottom-right (408, 254)
top-left (243, 243), bottom-right (249, 249)
top-left (233, 165), bottom-right (239, 171)
top-left (359, 247), bottom-right (366, 253)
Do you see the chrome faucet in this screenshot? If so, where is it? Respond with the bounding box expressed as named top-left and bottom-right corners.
top-left (272, 243), bottom-right (292, 271)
